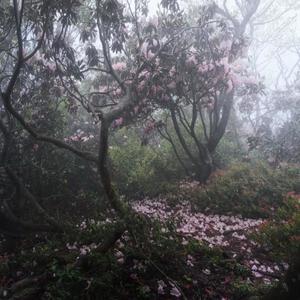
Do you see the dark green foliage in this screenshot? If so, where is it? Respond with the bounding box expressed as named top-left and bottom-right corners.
top-left (1, 218), bottom-right (264, 300)
top-left (262, 255), bottom-right (300, 300)
top-left (213, 132), bottom-right (246, 168)
top-left (110, 128), bottom-right (183, 197)
top-left (179, 162), bottom-right (300, 218)
top-left (252, 193), bottom-right (300, 300)
top-left (254, 193), bottom-right (300, 261)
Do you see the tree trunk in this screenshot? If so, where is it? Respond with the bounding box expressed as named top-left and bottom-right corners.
top-left (195, 162), bottom-right (212, 183)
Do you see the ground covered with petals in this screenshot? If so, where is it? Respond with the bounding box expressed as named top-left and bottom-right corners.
top-left (132, 198), bottom-right (287, 287)
top-left (0, 169), bottom-right (299, 300)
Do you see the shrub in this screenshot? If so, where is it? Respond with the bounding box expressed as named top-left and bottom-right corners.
top-left (109, 128), bottom-right (183, 198)
top-left (254, 192), bottom-right (300, 261)
top-left (254, 193), bottom-right (300, 300)
top-left (213, 132), bottom-right (246, 168)
top-left (178, 162), bottom-right (300, 218)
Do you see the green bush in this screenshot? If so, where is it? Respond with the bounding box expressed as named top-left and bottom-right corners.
top-left (254, 192), bottom-right (300, 261)
top-left (109, 128), bottom-right (183, 197)
top-left (178, 162), bottom-right (300, 218)
top-left (213, 132), bottom-right (246, 168)
top-left (253, 193), bottom-right (300, 300)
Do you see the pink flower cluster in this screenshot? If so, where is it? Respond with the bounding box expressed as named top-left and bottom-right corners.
top-left (64, 129), bottom-right (94, 142)
top-left (112, 62), bottom-right (127, 71)
top-left (66, 241), bottom-right (98, 256)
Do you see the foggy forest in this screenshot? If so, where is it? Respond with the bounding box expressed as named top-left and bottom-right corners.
top-left (0, 0), bottom-right (299, 299)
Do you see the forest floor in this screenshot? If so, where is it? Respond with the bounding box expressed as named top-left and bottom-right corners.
top-left (0, 196), bottom-right (293, 299)
top-left (132, 197), bottom-right (286, 285)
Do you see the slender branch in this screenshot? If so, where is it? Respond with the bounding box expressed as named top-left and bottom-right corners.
top-left (2, 197), bottom-right (59, 234)
top-left (170, 107), bottom-right (201, 168)
top-left (4, 0), bottom-right (26, 96)
top-left (157, 125), bottom-right (191, 177)
top-left (5, 166), bottom-right (65, 231)
top-left (207, 91), bottom-right (234, 152)
top-left (198, 104), bottom-right (209, 142)
top-left (96, 2), bottom-right (126, 92)
top-left (98, 117), bottom-right (126, 216)
top-left (0, 93), bottom-right (97, 162)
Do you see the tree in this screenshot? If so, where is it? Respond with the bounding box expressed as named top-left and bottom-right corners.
top-left (244, 68), bottom-right (300, 165)
top-left (137, 1), bottom-right (261, 182)
top-left (0, 0), bottom-right (132, 241)
top-left (1, 0), bottom-right (234, 244)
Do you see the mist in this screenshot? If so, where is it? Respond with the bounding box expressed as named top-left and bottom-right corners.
top-left (0, 0), bottom-right (299, 299)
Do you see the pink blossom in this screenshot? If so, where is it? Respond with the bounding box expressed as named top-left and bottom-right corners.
top-left (139, 70), bottom-right (150, 79)
top-left (115, 250), bottom-right (124, 259)
top-left (115, 117), bottom-right (123, 127)
top-left (152, 39), bottom-right (158, 47)
top-left (157, 280), bottom-right (167, 295)
top-left (167, 81), bottom-right (176, 89)
top-left (189, 46), bottom-right (197, 53)
top-left (220, 39), bottom-right (233, 51)
top-left (170, 286), bottom-right (181, 298)
top-left (80, 248), bottom-right (87, 255)
top-left (141, 41), bottom-right (149, 57)
top-left (219, 57), bottom-right (230, 74)
top-left (182, 239), bottom-right (188, 245)
top-left (162, 94), bottom-right (170, 102)
top-left (32, 144), bottom-right (39, 151)
top-left (231, 58), bottom-right (247, 73)
top-left (66, 242), bottom-right (78, 250)
top-left (125, 79), bottom-right (133, 85)
top-left (186, 254), bottom-right (194, 267)
top-left (147, 50), bottom-right (155, 59)
top-left (229, 73), bottom-right (242, 86)
top-left (242, 75), bottom-right (258, 85)
top-left (141, 41), bottom-right (155, 59)
top-left (45, 61), bottom-right (56, 72)
top-left (112, 62), bottom-right (126, 71)
top-left (203, 269), bottom-right (211, 275)
top-left (69, 135), bottom-right (80, 142)
top-left (253, 271), bottom-right (263, 278)
top-left (117, 257), bottom-right (124, 264)
top-left (198, 63), bottom-right (209, 73)
top-left (207, 102), bottom-right (214, 111)
top-left (226, 79), bottom-right (234, 94)
top-left (186, 54), bottom-right (198, 66)
top-left (208, 63), bottom-right (214, 71)
top-left (112, 88), bottom-right (122, 96)
top-left (169, 66), bottom-right (176, 76)
top-left (99, 86), bottom-right (108, 93)
top-left (137, 80), bottom-right (146, 92)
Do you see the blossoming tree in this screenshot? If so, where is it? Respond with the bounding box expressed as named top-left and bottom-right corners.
top-left (110, 0), bottom-right (262, 182)
top-left (0, 0), bottom-right (261, 241)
